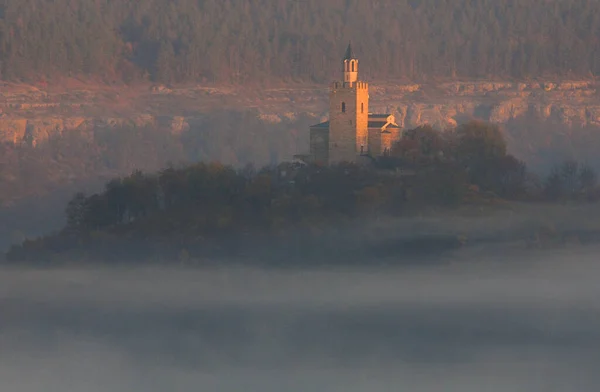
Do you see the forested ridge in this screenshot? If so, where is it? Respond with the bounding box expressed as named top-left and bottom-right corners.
top-left (1, 0), bottom-right (599, 83)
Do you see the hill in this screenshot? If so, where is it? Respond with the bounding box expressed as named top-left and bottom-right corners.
top-left (7, 121), bottom-right (600, 264)
top-left (1, 0), bottom-right (600, 83)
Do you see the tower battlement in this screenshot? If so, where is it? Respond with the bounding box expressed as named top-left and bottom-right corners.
top-left (327, 42), bottom-right (369, 163)
top-left (331, 81), bottom-right (369, 90)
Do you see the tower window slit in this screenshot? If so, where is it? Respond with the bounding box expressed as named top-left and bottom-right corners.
top-left (361, 103), bottom-right (364, 113)
top-left (342, 102), bottom-right (346, 113)
top-left (352, 61), bottom-right (355, 72)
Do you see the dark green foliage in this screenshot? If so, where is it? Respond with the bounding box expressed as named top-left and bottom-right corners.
top-left (1, 0), bottom-right (600, 82)
top-left (7, 120), bottom-right (600, 263)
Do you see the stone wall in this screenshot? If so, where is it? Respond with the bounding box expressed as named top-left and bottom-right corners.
top-left (309, 127), bottom-right (329, 165)
top-left (381, 131), bottom-right (393, 154)
top-left (328, 81), bottom-right (369, 163)
top-left (367, 127), bottom-right (399, 157)
top-left (368, 127), bottom-right (382, 156)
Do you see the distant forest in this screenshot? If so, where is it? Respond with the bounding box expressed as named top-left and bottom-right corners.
top-left (1, 0), bottom-right (599, 83)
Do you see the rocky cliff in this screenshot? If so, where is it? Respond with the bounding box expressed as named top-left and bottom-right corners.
top-left (1, 79), bottom-right (599, 147)
top-left (371, 80), bottom-right (600, 130)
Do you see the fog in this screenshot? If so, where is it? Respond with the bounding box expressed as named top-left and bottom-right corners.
top-left (2, 247), bottom-right (600, 391)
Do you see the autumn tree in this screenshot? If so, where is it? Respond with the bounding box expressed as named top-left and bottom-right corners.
top-left (391, 125), bottom-right (446, 166)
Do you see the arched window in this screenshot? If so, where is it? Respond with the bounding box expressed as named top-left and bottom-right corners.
top-left (341, 102), bottom-right (346, 113)
top-left (352, 61), bottom-right (355, 72)
top-left (361, 103), bottom-right (364, 113)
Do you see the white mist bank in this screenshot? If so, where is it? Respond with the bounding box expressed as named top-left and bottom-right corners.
top-left (1, 248), bottom-right (600, 391)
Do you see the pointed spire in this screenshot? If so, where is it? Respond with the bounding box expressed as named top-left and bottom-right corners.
top-left (344, 41), bottom-right (355, 60)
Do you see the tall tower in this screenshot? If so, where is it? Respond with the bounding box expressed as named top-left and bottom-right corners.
top-left (328, 42), bottom-right (369, 163)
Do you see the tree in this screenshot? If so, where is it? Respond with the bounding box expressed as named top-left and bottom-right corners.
top-left (155, 40), bottom-right (176, 83)
top-left (454, 121), bottom-right (508, 191)
top-left (559, 160), bottom-right (580, 196)
top-left (411, 163), bottom-right (467, 206)
top-left (1, 0), bottom-right (600, 83)
top-left (544, 167), bottom-right (565, 201)
top-left (455, 121), bottom-right (507, 163)
top-left (579, 164), bottom-right (598, 194)
top-left (104, 179), bottom-right (127, 224)
top-left (488, 154), bottom-right (528, 199)
top-left (65, 192), bottom-right (87, 232)
top-left (81, 194), bottom-right (113, 229)
top-left (392, 125), bottom-right (445, 166)
top-left (159, 166), bottom-right (188, 209)
top-left (121, 170), bottom-right (159, 220)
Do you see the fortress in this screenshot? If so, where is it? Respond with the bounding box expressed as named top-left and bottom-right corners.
top-left (301, 43), bottom-right (402, 165)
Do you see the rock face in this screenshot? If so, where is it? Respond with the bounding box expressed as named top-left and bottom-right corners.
top-left (0, 79), bottom-right (599, 148)
top-left (0, 119), bottom-right (27, 144)
top-left (0, 113), bottom-right (190, 147)
top-left (368, 80), bottom-right (600, 129)
top-left (488, 98), bottom-right (529, 124)
top-left (24, 118), bottom-right (83, 146)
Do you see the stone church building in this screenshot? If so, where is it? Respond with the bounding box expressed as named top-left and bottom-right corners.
top-left (301, 43), bottom-right (401, 165)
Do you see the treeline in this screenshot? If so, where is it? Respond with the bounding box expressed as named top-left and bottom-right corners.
top-left (7, 121), bottom-right (600, 263)
top-left (0, 110), bottom-right (308, 252)
top-left (0, 110), bottom-right (310, 207)
top-left (392, 122), bottom-right (600, 202)
top-left (1, 0), bottom-right (600, 83)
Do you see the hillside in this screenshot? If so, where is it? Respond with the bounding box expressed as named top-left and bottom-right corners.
top-left (8, 121), bottom-right (600, 264)
top-left (4, 0), bottom-right (600, 255)
top-left (1, 0), bottom-right (600, 83)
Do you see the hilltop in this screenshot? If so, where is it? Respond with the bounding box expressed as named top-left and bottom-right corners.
top-left (7, 121), bottom-right (600, 265)
top-left (4, 0), bottom-right (600, 255)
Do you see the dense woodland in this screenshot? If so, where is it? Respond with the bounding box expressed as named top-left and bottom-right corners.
top-left (7, 121), bottom-right (600, 263)
top-left (1, 0), bottom-right (600, 83)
